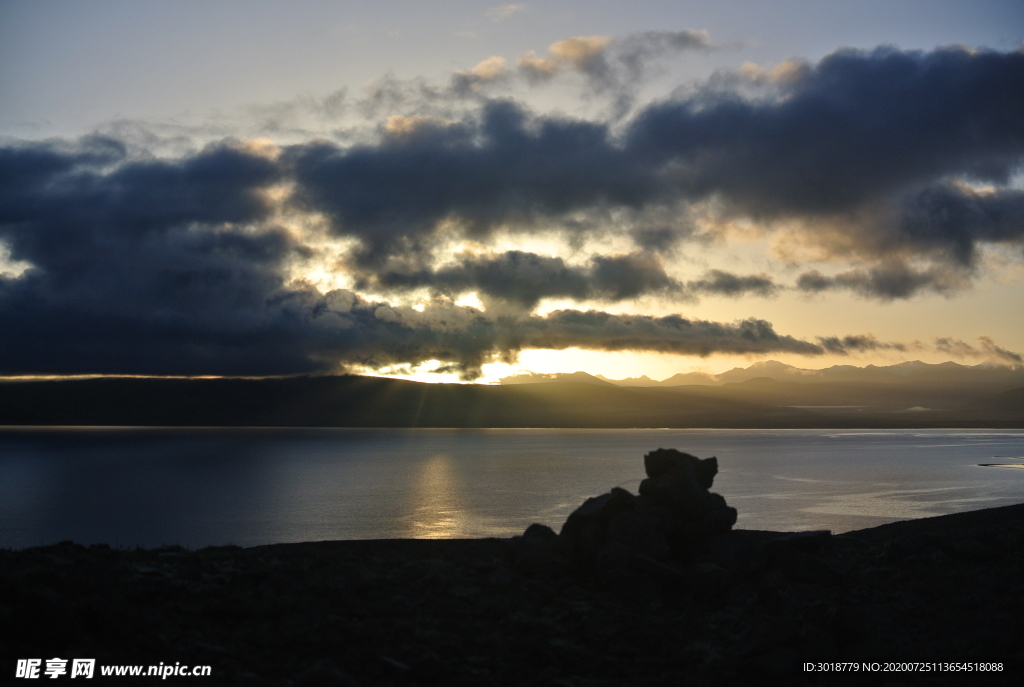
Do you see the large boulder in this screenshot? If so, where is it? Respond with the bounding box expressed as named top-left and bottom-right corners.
top-left (553, 448), bottom-right (737, 573)
top-left (558, 487), bottom-right (637, 570)
top-left (639, 450), bottom-right (737, 545)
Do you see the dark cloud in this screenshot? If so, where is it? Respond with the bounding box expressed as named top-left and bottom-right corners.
top-left (816, 334), bottom-right (907, 355)
top-left (363, 254), bottom-right (778, 307)
top-left (935, 336), bottom-right (1024, 365)
top-left (359, 250), bottom-right (678, 309)
top-left (626, 46), bottom-right (1024, 273)
top-left (0, 137), bottom-right (301, 375)
top-left (628, 223), bottom-right (690, 251)
top-left (894, 183), bottom-right (1024, 265)
top-left (288, 45), bottom-right (1024, 293)
top-left (933, 337), bottom-right (980, 359)
top-left (287, 100), bottom-right (655, 265)
top-left (517, 310), bottom-right (823, 359)
top-left (0, 135), bottom-right (127, 202)
top-left (978, 336), bottom-right (1024, 365)
top-left (590, 252), bottom-right (679, 300)
top-left (686, 270), bottom-right (778, 298)
top-left (628, 46), bottom-right (1024, 218)
top-left (796, 262), bottom-right (967, 300)
top-left (364, 251), bottom-right (590, 307)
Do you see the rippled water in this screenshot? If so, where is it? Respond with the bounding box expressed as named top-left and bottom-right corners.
top-left (2, 427), bottom-right (1023, 548)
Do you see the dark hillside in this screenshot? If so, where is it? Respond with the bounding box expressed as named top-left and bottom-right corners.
top-left (1, 375), bottom-right (1022, 428)
top-left (661, 378), bottom-right (980, 410)
top-left (963, 386), bottom-right (1024, 413)
top-left (0, 376), bottom-right (786, 428)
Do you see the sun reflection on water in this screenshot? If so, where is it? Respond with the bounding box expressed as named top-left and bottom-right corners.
top-left (403, 453), bottom-right (468, 538)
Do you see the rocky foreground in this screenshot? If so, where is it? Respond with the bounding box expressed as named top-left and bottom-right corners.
top-left (2, 451), bottom-right (1023, 686)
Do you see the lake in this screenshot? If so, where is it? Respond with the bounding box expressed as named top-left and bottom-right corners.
top-left (2, 427), bottom-right (1024, 549)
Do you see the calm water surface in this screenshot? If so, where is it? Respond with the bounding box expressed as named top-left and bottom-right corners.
top-left (2, 427), bottom-right (1024, 548)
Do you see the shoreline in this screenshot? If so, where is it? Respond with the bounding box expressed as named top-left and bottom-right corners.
top-left (3, 503), bottom-right (1023, 685)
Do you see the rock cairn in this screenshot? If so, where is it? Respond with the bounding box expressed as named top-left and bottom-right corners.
top-left (517, 448), bottom-right (738, 577)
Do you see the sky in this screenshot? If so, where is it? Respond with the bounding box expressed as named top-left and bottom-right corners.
top-left (1, 0), bottom-right (1023, 383)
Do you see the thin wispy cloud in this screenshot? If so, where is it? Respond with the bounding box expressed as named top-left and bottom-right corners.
top-left (935, 336), bottom-right (1024, 364)
top-left (487, 4), bottom-right (528, 21)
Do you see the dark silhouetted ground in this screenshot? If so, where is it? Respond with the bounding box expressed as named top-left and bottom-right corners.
top-left (3, 504), bottom-right (1023, 685)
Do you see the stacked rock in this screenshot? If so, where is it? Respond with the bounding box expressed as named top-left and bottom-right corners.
top-left (552, 448), bottom-right (738, 573)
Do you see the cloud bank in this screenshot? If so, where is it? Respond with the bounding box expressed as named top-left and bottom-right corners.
top-left (296, 45), bottom-right (1024, 270)
top-left (2, 42), bottom-right (1022, 378)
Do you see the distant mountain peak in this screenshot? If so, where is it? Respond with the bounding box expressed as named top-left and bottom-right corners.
top-left (509, 359), bottom-right (1023, 389)
top-left (749, 360), bottom-right (797, 371)
top-left (597, 374), bottom-right (653, 383)
top-left (733, 376), bottom-right (791, 385)
top-left (499, 371), bottom-right (615, 386)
